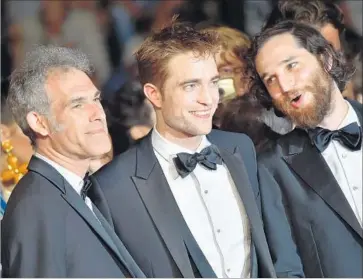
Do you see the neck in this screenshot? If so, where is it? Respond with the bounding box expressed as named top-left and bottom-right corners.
top-left (36, 146), bottom-right (90, 178)
top-left (155, 123), bottom-right (203, 151)
top-left (318, 86), bottom-right (349, 130)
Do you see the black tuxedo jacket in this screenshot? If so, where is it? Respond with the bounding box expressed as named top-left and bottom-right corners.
top-left (1, 156), bottom-right (145, 278)
top-left (90, 129), bottom-right (304, 278)
top-left (258, 100), bottom-right (363, 277)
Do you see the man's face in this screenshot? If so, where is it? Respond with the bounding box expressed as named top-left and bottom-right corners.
top-left (156, 52), bottom-right (220, 138)
top-left (44, 68), bottom-right (111, 159)
top-left (255, 33), bottom-right (333, 128)
top-left (216, 51), bottom-right (249, 96)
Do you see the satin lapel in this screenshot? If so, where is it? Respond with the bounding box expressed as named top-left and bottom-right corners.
top-left (219, 147), bottom-right (276, 277)
top-left (61, 183), bottom-right (126, 263)
top-left (28, 156), bottom-right (127, 260)
top-left (283, 140), bottom-right (363, 238)
top-left (88, 176), bottom-right (115, 228)
top-left (132, 168), bottom-right (195, 278)
top-left (92, 205), bottom-right (145, 278)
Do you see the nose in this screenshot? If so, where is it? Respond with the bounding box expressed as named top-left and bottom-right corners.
top-left (197, 86), bottom-right (213, 106)
top-left (87, 102), bottom-right (105, 122)
top-left (278, 73), bottom-right (295, 94)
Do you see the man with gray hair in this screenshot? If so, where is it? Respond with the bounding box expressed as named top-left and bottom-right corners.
top-left (1, 45), bottom-right (145, 278)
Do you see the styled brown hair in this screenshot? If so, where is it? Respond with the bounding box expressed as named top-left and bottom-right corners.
top-left (135, 19), bottom-right (220, 91)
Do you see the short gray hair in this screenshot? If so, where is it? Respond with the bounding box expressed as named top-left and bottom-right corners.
top-left (7, 45), bottom-right (94, 146)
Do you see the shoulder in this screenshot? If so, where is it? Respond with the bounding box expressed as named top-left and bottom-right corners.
top-left (258, 129), bottom-right (308, 165)
top-left (209, 129), bottom-right (255, 149)
top-left (2, 172), bottom-right (65, 237)
top-left (94, 142), bottom-right (138, 179)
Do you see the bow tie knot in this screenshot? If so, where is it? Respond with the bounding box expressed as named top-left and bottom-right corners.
top-left (173, 145), bottom-right (222, 178)
top-left (308, 122), bottom-right (362, 153)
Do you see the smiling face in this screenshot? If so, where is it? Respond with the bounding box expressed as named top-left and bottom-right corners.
top-left (149, 52), bottom-right (220, 138)
top-left (255, 33), bottom-right (333, 128)
top-left (42, 68), bottom-right (111, 159)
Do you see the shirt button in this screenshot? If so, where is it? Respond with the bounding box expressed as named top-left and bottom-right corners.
top-left (216, 229), bottom-right (221, 233)
top-left (226, 268), bottom-right (231, 273)
top-left (353, 186), bottom-right (359, 191)
top-left (342, 153), bottom-right (347, 159)
top-left (204, 190), bottom-right (208, 194)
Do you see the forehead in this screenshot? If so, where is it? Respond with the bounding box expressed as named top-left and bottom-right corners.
top-left (45, 68), bottom-right (96, 101)
top-left (255, 33), bottom-right (309, 74)
top-left (166, 52), bottom-right (219, 82)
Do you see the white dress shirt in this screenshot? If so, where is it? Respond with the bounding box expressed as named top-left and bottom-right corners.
top-left (152, 129), bottom-right (251, 278)
top-left (35, 153), bottom-right (94, 213)
top-left (320, 102), bottom-right (362, 227)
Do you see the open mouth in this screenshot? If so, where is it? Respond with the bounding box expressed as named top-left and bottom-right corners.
top-left (290, 94), bottom-right (303, 107)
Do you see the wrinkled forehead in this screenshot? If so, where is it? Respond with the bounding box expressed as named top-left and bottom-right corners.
top-left (44, 68), bottom-right (96, 102)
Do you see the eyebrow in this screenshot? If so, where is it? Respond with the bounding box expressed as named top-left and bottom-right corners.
top-left (178, 75), bottom-right (220, 87)
top-left (66, 90), bottom-right (101, 106)
top-left (260, 56), bottom-right (297, 80)
top-left (178, 79), bottom-right (201, 87)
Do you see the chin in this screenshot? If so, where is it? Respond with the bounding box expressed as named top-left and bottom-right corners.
top-left (90, 144), bottom-right (112, 157)
top-left (194, 125), bottom-right (212, 136)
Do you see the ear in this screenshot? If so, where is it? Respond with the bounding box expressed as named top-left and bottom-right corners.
top-left (0, 124), bottom-right (11, 142)
top-left (26, 111), bottom-right (51, 137)
top-left (144, 83), bottom-right (162, 109)
top-left (321, 52), bottom-right (333, 72)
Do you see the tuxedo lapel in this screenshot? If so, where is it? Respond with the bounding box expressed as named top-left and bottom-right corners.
top-left (27, 157), bottom-right (128, 267)
top-left (89, 176), bottom-right (115, 227)
top-left (61, 182), bottom-right (129, 262)
top-left (282, 133), bottom-right (363, 238)
top-left (131, 135), bottom-right (215, 278)
top-left (217, 147), bottom-right (275, 277)
top-left (92, 205), bottom-right (145, 278)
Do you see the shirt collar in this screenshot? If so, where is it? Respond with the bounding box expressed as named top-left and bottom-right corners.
top-left (339, 101), bottom-right (361, 128)
top-left (151, 128), bottom-right (211, 179)
top-left (34, 153), bottom-right (84, 195)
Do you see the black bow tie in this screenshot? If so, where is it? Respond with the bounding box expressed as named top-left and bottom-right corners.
top-left (81, 173), bottom-right (92, 200)
top-left (308, 122), bottom-right (362, 153)
top-left (173, 145), bottom-right (223, 178)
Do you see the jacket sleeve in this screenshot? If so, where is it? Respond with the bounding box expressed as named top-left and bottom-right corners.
top-left (257, 162), bottom-right (305, 278)
top-left (1, 195), bottom-right (66, 277)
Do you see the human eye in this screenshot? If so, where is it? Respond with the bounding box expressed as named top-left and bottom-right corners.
top-left (211, 79), bottom-right (219, 87)
top-left (184, 83), bottom-right (197, 92)
top-left (265, 76), bottom-right (276, 85)
top-left (94, 96), bottom-right (102, 102)
top-left (287, 61), bottom-right (298, 70)
top-left (71, 103), bottom-right (82, 109)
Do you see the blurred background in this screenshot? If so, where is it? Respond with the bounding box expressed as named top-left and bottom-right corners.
top-left (1, 0), bottom-right (362, 97)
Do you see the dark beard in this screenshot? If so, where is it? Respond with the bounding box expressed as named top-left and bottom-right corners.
top-left (273, 73), bottom-right (333, 129)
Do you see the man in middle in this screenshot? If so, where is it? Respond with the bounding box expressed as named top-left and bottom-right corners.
top-left (90, 21), bottom-right (304, 278)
